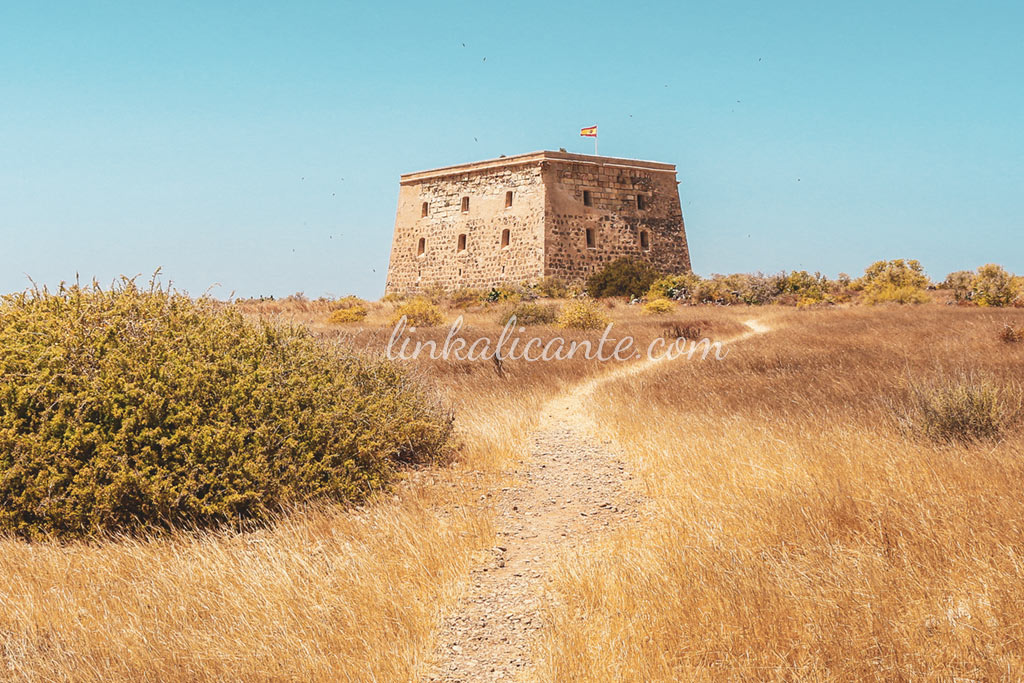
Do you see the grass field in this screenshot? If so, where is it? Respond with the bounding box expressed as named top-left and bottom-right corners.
top-left (2, 299), bottom-right (1023, 680)
top-left (537, 306), bottom-right (1024, 680)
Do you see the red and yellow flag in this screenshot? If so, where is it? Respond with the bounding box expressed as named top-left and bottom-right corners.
top-left (580, 125), bottom-right (598, 137)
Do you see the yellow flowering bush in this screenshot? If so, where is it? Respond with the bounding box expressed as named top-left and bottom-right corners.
top-left (642, 298), bottom-right (675, 315)
top-left (0, 280), bottom-right (452, 539)
top-left (556, 299), bottom-right (611, 330)
top-left (389, 297), bottom-right (445, 327)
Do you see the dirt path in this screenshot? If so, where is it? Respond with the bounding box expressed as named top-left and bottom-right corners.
top-left (425, 319), bottom-right (769, 682)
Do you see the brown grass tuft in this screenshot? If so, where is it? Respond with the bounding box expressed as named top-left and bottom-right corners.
top-left (1001, 323), bottom-right (1023, 343)
top-left (894, 372), bottom-right (1021, 443)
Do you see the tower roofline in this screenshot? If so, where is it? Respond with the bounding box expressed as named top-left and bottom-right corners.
top-left (400, 150), bottom-right (676, 184)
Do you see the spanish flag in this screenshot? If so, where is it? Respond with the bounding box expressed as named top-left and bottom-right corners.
top-left (580, 125), bottom-right (598, 137)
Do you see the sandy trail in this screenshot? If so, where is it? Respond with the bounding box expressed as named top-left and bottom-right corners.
top-left (426, 319), bottom-right (769, 682)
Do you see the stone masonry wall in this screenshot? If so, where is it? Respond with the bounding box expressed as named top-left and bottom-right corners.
top-left (384, 152), bottom-right (691, 294)
top-left (541, 158), bottom-right (690, 283)
top-left (384, 162), bottom-right (546, 294)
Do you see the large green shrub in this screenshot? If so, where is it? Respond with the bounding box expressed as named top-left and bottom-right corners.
top-left (857, 259), bottom-right (930, 305)
top-left (971, 264), bottom-right (1017, 307)
top-left (776, 270), bottom-right (833, 306)
top-left (585, 258), bottom-right (663, 298)
top-left (0, 280), bottom-right (452, 539)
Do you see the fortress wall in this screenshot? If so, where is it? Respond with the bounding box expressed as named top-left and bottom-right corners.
top-left (384, 161), bottom-right (546, 294)
top-left (542, 158), bottom-right (691, 283)
top-left (384, 151), bottom-right (691, 295)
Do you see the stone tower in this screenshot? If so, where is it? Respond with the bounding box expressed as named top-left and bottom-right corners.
top-left (384, 150), bottom-right (690, 294)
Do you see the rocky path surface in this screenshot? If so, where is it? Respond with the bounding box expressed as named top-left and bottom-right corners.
top-left (426, 320), bottom-right (769, 682)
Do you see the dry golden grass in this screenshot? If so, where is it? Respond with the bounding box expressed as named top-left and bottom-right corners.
top-left (9, 297), bottom-right (1021, 680)
top-left (537, 306), bottom-right (1024, 680)
top-left (0, 297), bottom-right (657, 680)
top-left (0, 491), bottom-right (485, 681)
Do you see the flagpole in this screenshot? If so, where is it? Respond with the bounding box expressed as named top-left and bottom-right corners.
top-left (595, 135), bottom-right (598, 156)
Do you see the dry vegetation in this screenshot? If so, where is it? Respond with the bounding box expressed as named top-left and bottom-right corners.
top-left (1, 495), bottom-right (485, 681)
top-left (536, 306), bottom-right (1024, 680)
top-left (3, 287), bottom-right (1024, 680)
top-left (0, 294), bottom-right (638, 680)
top-left (0, 282), bottom-right (452, 539)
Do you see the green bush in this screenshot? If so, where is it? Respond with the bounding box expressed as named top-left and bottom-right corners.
top-left (586, 258), bottom-right (663, 299)
top-left (328, 306), bottom-right (367, 323)
top-left (389, 298), bottom-right (445, 327)
top-left (333, 295), bottom-right (364, 308)
top-left (443, 285), bottom-right (530, 308)
top-left (0, 280), bottom-right (452, 539)
top-left (484, 285), bottom-right (527, 304)
top-left (862, 285), bottom-right (930, 305)
top-left (971, 264), bottom-right (1017, 307)
top-left (499, 301), bottom-right (560, 326)
top-left (556, 299), bottom-right (611, 330)
top-left (648, 270), bottom-right (850, 306)
top-left (328, 296), bottom-right (368, 323)
top-left (942, 270), bottom-right (975, 302)
top-left (777, 270), bottom-right (833, 306)
top-left (858, 259), bottom-right (930, 305)
top-left (647, 272), bottom-right (702, 301)
top-left (732, 273), bottom-right (784, 305)
top-left (642, 298), bottom-right (675, 315)
top-left (693, 275), bottom-right (746, 305)
top-left (534, 276), bottom-right (569, 299)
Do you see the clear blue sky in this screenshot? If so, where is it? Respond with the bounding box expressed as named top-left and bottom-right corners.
top-left (2, 1), bottom-right (1021, 299)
